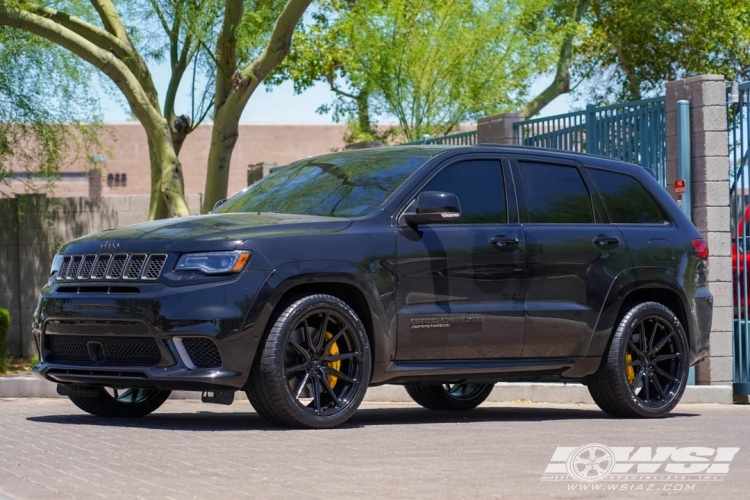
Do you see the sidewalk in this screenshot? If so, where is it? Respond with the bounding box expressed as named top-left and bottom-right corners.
top-left (0, 375), bottom-right (733, 404)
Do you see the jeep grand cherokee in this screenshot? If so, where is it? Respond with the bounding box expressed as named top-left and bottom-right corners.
top-left (31, 145), bottom-right (712, 428)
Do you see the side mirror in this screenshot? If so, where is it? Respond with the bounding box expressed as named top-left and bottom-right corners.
top-left (211, 199), bottom-right (227, 212)
top-left (403, 191), bottom-right (461, 226)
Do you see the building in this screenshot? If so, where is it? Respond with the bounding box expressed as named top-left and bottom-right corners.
top-left (2, 122), bottom-right (349, 202)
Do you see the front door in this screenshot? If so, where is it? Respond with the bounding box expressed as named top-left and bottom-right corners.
top-left (511, 158), bottom-right (631, 358)
top-left (394, 158), bottom-right (525, 360)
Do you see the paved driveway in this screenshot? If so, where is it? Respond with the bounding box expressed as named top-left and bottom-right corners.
top-left (0, 399), bottom-right (748, 499)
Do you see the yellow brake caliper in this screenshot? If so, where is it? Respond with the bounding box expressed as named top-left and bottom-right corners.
top-left (625, 353), bottom-right (635, 384)
top-left (324, 331), bottom-right (341, 388)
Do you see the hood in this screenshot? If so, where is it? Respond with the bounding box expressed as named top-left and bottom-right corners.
top-left (61, 212), bottom-right (353, 253)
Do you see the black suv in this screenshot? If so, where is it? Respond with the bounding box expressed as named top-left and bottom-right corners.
top-left (32, 145), bottom-right (712, 428)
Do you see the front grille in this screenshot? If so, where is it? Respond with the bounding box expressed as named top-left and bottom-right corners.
top-left (144, 255), bottom-right (167, 280)
top-left (57, 253), bottom-right (168, 281)
top-left (107, 254), bottom-right (128, 279)
top-left (45, 335), bottom-right (162, 366)
top-left (92, 255), bottom-right (111, 278)
top-left (67, 256), bottom-right (82, 279)
top-left (124, 254), bottom-right (146, 279)
top-left (181, 337), bottom-right (222, 368)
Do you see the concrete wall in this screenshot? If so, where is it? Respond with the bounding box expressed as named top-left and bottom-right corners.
top-left (0, 194), bottom-right (201, 358)
top-left (665, 75), bottom-right (731, 385)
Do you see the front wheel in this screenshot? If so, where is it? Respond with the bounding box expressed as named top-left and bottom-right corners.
top-left (405, 383), bottom-right (494, 411)
top-left (68, 387), bottom-right (171, 418)
top-left (588, 301), bottom-right (689, 418)
top-left (246, 294), bottom-right (372, 428)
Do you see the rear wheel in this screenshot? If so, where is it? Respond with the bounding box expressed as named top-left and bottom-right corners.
top-left (588, 301), bottom-right (688, 418)
top-left (246, 294), bottom-right (371, 428)
top-left (405, 383), bottom-right (494, 411)
top-left (68, 387), bottom-right (171, 418)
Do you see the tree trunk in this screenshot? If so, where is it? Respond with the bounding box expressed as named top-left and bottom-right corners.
top-left (202, 111), bottom-right (239, 214)
top-left (146, 123), bottom-right (190, 218)
top-left (521, 0), bottom-right (591, 119)
top-left (146, 137), bottom-right (169, 219)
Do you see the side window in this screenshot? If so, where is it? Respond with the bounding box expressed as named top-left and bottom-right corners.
top-left (517, 162), bottom-right (593, 223)
top-left (588, 169), bottom-right (666, 224)
top-left (422, 160), bottom-right (506, 224)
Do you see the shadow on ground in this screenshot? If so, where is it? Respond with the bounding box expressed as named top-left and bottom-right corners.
top-left (26, 404), bottom-right (698, 431)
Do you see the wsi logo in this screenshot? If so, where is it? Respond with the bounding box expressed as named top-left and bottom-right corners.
top-left (542, 444), bottom-right (739, 482)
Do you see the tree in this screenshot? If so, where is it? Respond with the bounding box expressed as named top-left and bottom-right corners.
top-left (1, 1), bottom-right (312, 219)
top-left (273, 0), bottom-right (561, 142)
top-left (523, 0), bottom-right (750, 116)
top-left (1, 27), bottom-right (101, 194)
top-left (577, 0), bottom-right (750, 103)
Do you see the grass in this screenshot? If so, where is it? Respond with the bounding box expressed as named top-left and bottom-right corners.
top-left (0, 356), bottom-right (38, 377)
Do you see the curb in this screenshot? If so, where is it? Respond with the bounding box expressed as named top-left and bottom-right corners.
top-left (0, 377), bottom-right (734, 404)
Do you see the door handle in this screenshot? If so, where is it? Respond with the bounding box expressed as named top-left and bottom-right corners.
top-left (593, 235), bottom-right (620, 246)
top-left (490, 235), bottom-right (519, 247)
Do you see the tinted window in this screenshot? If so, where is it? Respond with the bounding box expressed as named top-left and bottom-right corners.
top-left (588, 169), bottom-right (666, 224)
top-left (215, 150), bottom-right (432, 217)
top-left (422, 160), bottom-right (506, 224)
top-left (518, 162), bottom-right (593, 223)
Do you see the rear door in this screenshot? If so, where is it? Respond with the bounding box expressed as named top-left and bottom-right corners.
top-left (511, 157), bottom-right (632, 358)
top-left (394, 157), bottom-right (525, 360)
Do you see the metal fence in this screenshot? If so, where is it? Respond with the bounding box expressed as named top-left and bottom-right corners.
top-left (728, 81), bottom-right (750, 396)
top-left (514, 97), bottom-right (667, 186)
top-left (401, 130), bottom-right (477, 146)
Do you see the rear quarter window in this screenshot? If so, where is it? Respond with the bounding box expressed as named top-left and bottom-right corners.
top-left (588, 168), bottom-right (666, 224)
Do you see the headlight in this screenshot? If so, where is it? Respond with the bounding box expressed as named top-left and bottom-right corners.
top-left (50, 255), bottom-right (64, 276)
top-left (175, 251), bottom-right (250, 274)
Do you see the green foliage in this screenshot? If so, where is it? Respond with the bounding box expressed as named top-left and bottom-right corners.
top-left (0, 26), bottom-right (102, 196)
top-left (272, 0), bottom-right (561, 142)
top-left (0, 307), bottom-right (9, 374)
top-left (573, 0), bottom-right (750, 103)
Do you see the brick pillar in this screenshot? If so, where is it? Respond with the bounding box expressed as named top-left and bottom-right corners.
top-left (665, 75), bottom-right (731, 385)
top-left (477, 113), bottom-right (524, 144)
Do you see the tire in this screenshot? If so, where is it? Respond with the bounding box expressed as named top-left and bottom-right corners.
top-left (588, 301), bottom-right (689, 418)
top-left (245, 294), bottom-right (372, 428)
top-left (68, 388), bottom-right (171, 418)
top-left (405, 383), bottom-right (494, 411)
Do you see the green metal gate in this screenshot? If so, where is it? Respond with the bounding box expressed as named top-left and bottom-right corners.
top-left (729, 81), bottom-right (750, 396)
top-left (514, 97), bottom-right (667, 186)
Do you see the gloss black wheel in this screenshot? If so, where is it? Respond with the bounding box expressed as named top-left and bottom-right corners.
top-left (588, 301), bottom-right (688, 418)
top-left (68, 387), bottom-right (171, 418)
top-left (405, 383), bottom-right (494, 411)
top-left (246, 294), bottom-right (371, 428)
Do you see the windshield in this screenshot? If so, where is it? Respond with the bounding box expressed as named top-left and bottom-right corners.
top-left (215, 149), bottom-right (432, 217)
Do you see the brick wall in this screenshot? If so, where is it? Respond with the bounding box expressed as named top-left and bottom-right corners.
top-left (3, 123), bottom-right (349, 204)
top-left (0, 194), bottom-right (201, 357)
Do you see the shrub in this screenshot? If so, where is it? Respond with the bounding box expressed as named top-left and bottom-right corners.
top-left (0, 308), bottom-right (9, 373)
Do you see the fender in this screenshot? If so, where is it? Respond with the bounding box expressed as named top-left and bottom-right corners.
top-left (239, 260), bottom-right (396, 370)
top-left (584, 268), bottom-right (641, 359)
top-left (585, 266), bottom-right (695, 360)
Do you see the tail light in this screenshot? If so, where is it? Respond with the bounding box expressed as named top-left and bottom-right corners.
top-left (692, 238), bottom-right (709, 260)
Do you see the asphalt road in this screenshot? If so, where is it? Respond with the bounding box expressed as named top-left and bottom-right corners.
top-left (0, 398), bottom-right (748, 499)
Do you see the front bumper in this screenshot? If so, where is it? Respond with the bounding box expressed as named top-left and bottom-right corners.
top-left (31, 270), bottom-right (268, 391)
